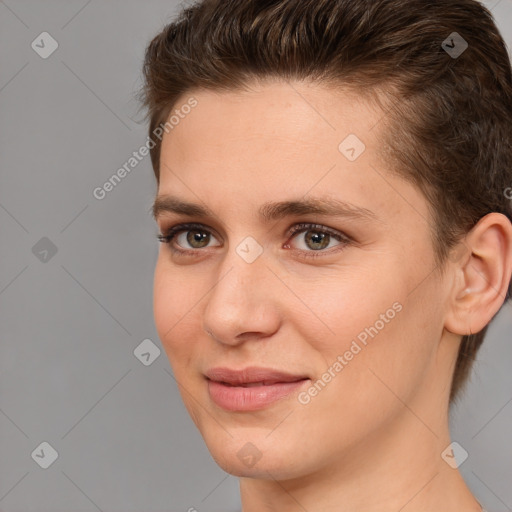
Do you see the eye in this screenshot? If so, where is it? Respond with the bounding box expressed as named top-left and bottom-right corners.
top-left (285, 223), bottom-right (351, 258)
top-left (157, 223), bottom-right (221, 255)
top-left (157, 222), bottom-right (352, 259)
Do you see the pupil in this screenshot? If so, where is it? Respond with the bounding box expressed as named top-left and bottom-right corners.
top-left (308, 231), bottom-right (329, 250)
top-left (188, 230), bottom-right (209, 248)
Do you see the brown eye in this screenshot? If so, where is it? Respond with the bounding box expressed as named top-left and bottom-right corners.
top-left (284, 223), bottom-right (352, 260)
top-left (185, 229), bottom-right (211, 248)
top-left (302, 230), bottom-right (332, 251)
top-left (157, 222), bottom-right (221, 253)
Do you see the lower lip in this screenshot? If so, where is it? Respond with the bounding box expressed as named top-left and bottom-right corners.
top-left (207, 378), bottom-right (309, 411)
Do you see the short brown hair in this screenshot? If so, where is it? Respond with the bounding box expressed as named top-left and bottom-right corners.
top-left (140, 0), bottom-right (512, 403)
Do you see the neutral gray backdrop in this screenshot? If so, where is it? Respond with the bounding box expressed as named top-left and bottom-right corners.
top-left (0, 1), bottom-right (511, 511)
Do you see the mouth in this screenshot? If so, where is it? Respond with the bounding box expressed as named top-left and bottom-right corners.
top-left (216, 379), bottom-right (307, 387)
top-left (204, 366), bottom-right (310, 386)
top-left (204, 366), bottom-right (310, 411)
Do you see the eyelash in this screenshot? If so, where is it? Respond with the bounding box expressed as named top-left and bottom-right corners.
top-left (156, 222), bottom-right (352, 260)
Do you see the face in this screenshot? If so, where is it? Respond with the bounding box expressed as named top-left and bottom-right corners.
top-left (153, 79), bottom-right (454, 479)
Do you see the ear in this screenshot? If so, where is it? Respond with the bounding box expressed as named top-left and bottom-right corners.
top-left (444, 212), bottom-right (512, 336)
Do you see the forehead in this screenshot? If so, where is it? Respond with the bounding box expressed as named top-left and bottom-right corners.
top-left (157, 80), bottom-right (429, 227)
top-left (163, 79), bottom-right (380, 155)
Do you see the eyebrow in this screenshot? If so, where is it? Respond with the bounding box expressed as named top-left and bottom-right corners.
top-left (152, 194), bottom-right (378, 223)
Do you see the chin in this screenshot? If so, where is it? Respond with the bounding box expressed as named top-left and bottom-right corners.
top-left (211, 453), bottom-right (299, 480)
top-left (201, 431), bottom-right (311, 480)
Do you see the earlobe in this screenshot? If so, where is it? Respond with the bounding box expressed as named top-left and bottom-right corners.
top-left (444, 212), bottom-right (512, 336)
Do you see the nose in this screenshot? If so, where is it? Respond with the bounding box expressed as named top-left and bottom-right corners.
top-left (202, 248), bottom-right (281, 346)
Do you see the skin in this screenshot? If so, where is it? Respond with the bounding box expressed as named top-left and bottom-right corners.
top-left (152, 79), bottom-right (512, 512)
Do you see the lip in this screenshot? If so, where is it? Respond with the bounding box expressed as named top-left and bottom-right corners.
top-left (204, 366), bottom-right (309, 385)
top-left (205, 366), bottom-right (310, 411)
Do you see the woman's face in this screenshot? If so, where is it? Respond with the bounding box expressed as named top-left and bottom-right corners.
top-left (153, 80), bottom-right (454, 479)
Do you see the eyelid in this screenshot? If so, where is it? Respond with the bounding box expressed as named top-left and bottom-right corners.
top-left (157, 221), bottom-right (352, 257)
top-left (287, 222), bottom-right (350, 244)
top-left (157, 222), bottom-right (221, 253)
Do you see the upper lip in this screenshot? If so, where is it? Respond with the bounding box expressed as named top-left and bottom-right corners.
top-left (204, 366), bottom-right (309, 385)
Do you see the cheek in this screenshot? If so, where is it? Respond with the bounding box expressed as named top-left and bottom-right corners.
top-left (294, 263), bottom-right (406, 353)
top-left (331, 291), bottom-right (438, 411)
top-left (153, 261), bottom-right (175, 340)
top-left (299, 260), bottom-right (439, 404)
top-left (153, 259), bottom-right (196, 364)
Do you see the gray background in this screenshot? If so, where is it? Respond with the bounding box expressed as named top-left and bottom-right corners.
top-left (0, 1), bottom-right (511, 511)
